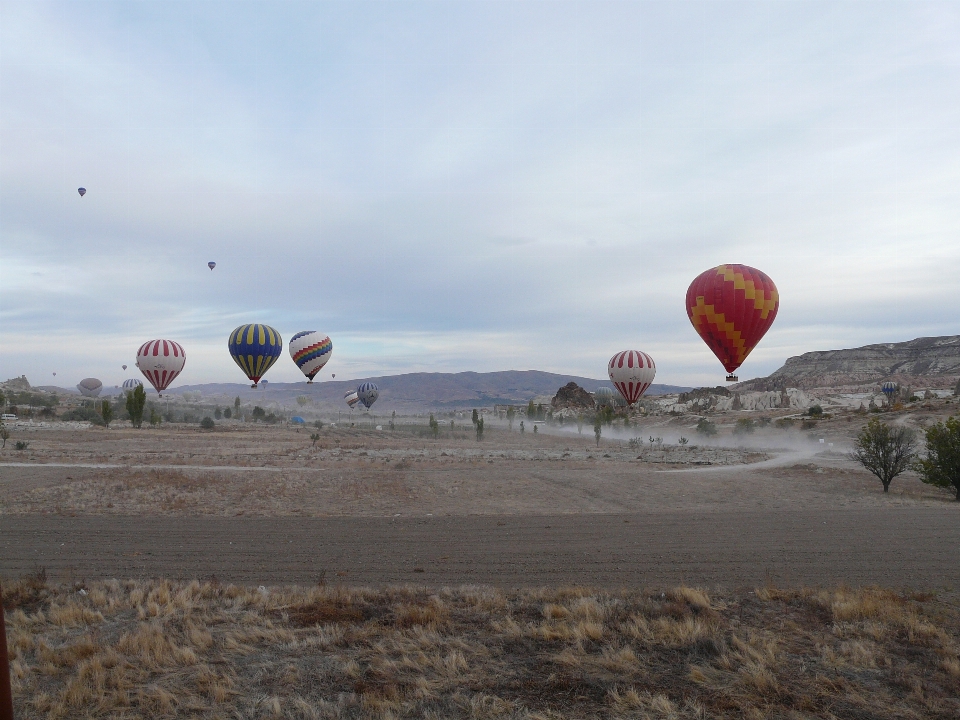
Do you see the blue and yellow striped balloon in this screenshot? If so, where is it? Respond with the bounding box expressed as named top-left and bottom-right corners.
top-left (228, 324), bottom-right (283, 387)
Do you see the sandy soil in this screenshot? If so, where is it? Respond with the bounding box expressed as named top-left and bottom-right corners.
top-left (2, 508), bottom-right (959, 589)
top-left (1, 417), bottom-right (957, 588)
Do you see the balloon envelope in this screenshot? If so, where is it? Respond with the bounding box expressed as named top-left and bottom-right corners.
top-left (882, 381), bottom-right (898, 396)
top-left (607, 350), bottom-right (656, 405)
top-left (77, 187), bottom-right (86, 197)
top-left (136, 339), bottom-right (186, 396)
top-left (122, 378), bottom-right (143, 391)
top-left (228, 324), bottom-right (282, 387)
top-left (208, 262), bottom-right (216, 270)
top-left (122, 364), bottom-right (127, 370)
top-left (345, 390), bottom-right (359, 408)
top-left (594, 386), bottom-right (615, 405)
top-left (686, 264), bottom-right (779, 375)
top-left (289, 331), bottom-right (332, 382)
top-left (357, 382), bottom-right (379, 409)
top-left (76, 378), bottom-right (102, 398)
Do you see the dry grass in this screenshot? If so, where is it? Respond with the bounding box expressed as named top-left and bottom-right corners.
top-left (4, 574), bottom-right (958, 719)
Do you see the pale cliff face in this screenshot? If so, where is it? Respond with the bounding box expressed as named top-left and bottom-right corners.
top-left (739, 336), bottom-right (960, 392)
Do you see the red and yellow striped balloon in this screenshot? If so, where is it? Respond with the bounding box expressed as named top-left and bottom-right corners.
top-left (686, 264), bottom-right (779, 375)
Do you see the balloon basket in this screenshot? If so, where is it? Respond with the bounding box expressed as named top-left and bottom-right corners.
top-left (306, 380), bottom-right (314, 384)
top-left (251, 383), bottom-right (258, 389)
top-left (725, 374), bottom-right (739, 382)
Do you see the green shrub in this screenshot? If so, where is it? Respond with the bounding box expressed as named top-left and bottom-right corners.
top-left (15, 441), bottom-right (29, 451)
top-left (916, 416), bottom-right (960, 501)
top-left (696, 418), bottom-right (717, 436)
top-left (851, 418), bottom-right (917, 493)
top-left (775, 417), bottom-right (796, 429)
top-left (200, 416), bottom-right (215, 429)
top-left (733, 418), bottom-right (755, 435)
top-left (808, 405), bottom-right (823, 417)
top-left (61, 407), bottom-right (105, 425)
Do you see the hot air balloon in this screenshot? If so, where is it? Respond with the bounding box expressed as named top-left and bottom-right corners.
top-left (76, 378), bottom-right (103, 398)
top-left (228, 324), bottom-right (282, 388)
top-left (345, 390), bottom-right (359, 408)
top-left (357, 382), bottom-right (379, 409)
top-left (208, 262), bottom-right (216, 271)
top-left (882, 381), bottom-right (898, 402)
top-left (122, 364), bottom-right (127, 370)
top-left (332, 373), bottom-right (336, 379)
top-left (608, 350), bottom-right (656, 405)
top-left (52, 372), bottom-right (56, 377)
top-left (594, 386), bottom-right (615, 405)
top-left (136, 339), bottom-right (186, 397)
top-left (78, 187), bottom-right (86, 197)
top-left (686, 264), bottom-right (779, 382)
top-left (289, 331), bottom-right (332, 383)
top-left (122, 378), bottom-right (143, 391)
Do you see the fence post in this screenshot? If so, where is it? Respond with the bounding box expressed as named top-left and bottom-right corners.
top-left (0, 582), bottom-right (13, 720)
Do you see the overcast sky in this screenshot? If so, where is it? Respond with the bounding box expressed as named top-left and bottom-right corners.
top-left (2, 0), bottom-right (958, 390)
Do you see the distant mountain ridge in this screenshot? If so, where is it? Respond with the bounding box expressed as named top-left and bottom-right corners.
top-left (171, 371), bottom-right (690, 411)
top-left (736, 335), bottom-right (960, 391)
top-left (14, 370), bottom-right (689, 411)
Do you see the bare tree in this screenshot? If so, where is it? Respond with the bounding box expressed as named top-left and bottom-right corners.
top-left (850, 418), bottom-right (917, 493)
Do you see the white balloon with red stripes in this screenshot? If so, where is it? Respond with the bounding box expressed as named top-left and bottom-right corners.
top-left (136, 339), bottom-right (186, 396)
top-left (607, 350), bottom-right (656, 405)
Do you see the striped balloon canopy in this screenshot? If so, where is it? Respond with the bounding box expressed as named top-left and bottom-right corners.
top-left (608, 351), bottom-right (656, 405)
top-left (344, 390), bottom-right (359, 408)
top-left (122, 378), bottom-right (143, 391)
top-left (228, 324), bottom-right (283, 388)
top-left (289, 331), bottom-right (333, 383)
top-left (357, 382), bottom-right (379, 409)
top-left (881, 381), bottom-right (898, 397)
top-left (686, 264), bottom-right (778, 380)
top-left (136, 339), bottom-right (186, 396)
top-left (594, 386), bottom-right (615, 405)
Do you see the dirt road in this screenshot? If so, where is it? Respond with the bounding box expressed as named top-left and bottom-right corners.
top-left (3, 508), bottom-right (958, 590)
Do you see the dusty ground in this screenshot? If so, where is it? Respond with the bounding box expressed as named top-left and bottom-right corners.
top-left (0, 418), bottom-right (954, 518)
top-left (3, 405), bottom-right (960, 718)
top-left (0, 411), bottom-right (958, 588)
top-left (4, 575), bottom-right (959, 719)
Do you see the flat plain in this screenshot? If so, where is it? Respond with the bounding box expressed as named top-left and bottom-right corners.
top-left (2, 407), bottom-right (959, 718)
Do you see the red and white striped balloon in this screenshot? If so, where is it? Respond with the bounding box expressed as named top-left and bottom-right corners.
top-left (607, 350), bottom-right (656, 405)
top-left (136, 339), bottom-right (186, 396)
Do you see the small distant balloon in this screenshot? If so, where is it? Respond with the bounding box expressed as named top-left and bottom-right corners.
top-left (77, 378), bottom-right (103, 398)
top-left (52, 372), bottom-right (57, 376)
top-left (78, 187), bottom-right (86, 197)
top-left (122, 364), bottom-right (127, 370)
top-left (208, 262), bottom-right (216, 271)
top-left (357, 382), bottom-right (379, 409)
top-left (332, 373), bottom-right (336, 378)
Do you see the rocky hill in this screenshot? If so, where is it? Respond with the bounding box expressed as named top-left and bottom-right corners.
top-left (736, 335), bottom-right (960, 392)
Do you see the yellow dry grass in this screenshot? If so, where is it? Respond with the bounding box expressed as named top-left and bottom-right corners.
top-left (4, 574), bottom-right (959, 719)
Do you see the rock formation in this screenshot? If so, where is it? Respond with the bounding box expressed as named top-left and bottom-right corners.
top-left (551, 382), bottom-right (595, 410)
top-left (736, 335), bottom-right (960, 391)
